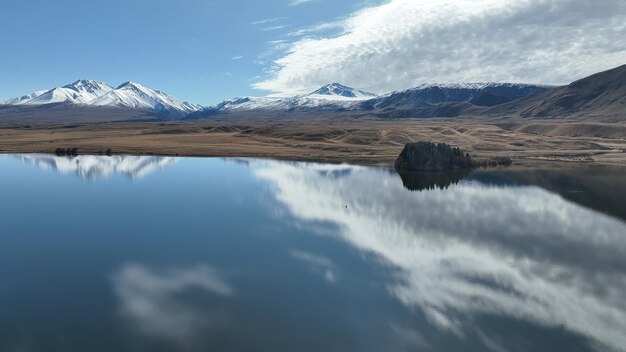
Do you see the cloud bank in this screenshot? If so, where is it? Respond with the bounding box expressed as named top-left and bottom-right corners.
top-left (255, 0), bottom-right (626, 95)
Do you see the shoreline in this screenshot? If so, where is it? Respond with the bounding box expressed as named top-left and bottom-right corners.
top-left (3, 151), bottom-right (621, 172)
top-left (1, 119), bottom-right (625, 167)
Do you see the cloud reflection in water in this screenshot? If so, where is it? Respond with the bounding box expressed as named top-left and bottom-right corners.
top-left (290, 249), bottom-right (337, 284)
top-left (251, 160), bottom-right (626, 351)
top-left (111, 264), bottom-right (232, 344)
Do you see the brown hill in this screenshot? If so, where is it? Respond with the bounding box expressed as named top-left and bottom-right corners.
top-left (486, 64), bottom-right (626, 120)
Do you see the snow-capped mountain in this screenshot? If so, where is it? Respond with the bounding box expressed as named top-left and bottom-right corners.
top-left (23, 80), bottom-right (114, 105)
top-left (197, 82), bottom-right (550, 117)
top-left (309, 83), bottom-right (375, 99)
top-left (0, 90), bottom-right (48, 105)
top-left (1, 79), bottom-right (202, 116)
top-left (3, 79), bottom-right (552, 121)
top-left (209, 83), bottom-right (377, 113)
top-left (90, 82), bottom-right (200, 115)
top-left (212, 95), bottom-right (364, 112)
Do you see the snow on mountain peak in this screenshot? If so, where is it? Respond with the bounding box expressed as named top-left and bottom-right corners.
top-left (405, 82), bottom-right (550, 92)
top-left (1, 80), bottom-right (201, 115)
top-left (208, 81), bottom-right (549, 113)
top-left (309, 83), bottom-right (375, 99)
top-left (64, 79), bottom-right (113, 92)
top-left (116, 81), bottom-right (142, 89)
top-left (92, 81), bottom-right (198, 115)
top-left (210, 83), bottom-right (376, 112)
top-left (0, 89), bottom-right (48, 105)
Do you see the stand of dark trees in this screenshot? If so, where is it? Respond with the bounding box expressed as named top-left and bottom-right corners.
top-left (54, 148), bottom-right (79, 157)
top-left (394, 141), bottom-right (511, 172)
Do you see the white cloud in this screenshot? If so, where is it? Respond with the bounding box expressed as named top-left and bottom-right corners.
top-left (261, 25), bottom-right (291, 32)
top-left (289, 0), bottom-right (319, 6)
top-left (251, 16), bottom-right (290, 25)
top-left (231, 55), bottom-right (244, 60)
top-left (287, 20), bottom-right (343, 37)
top-left (255, 0), bottom-right (626, 95)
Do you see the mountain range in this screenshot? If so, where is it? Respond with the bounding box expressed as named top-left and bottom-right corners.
top-left (0, 80), bottom-right (201, 117)
top-left (189, 82), bottom-right (553, 119)
top-left (1, 64), bottom-right (625, 123)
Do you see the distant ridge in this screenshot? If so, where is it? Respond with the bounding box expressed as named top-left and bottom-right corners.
top-left (198, 83), bottom-right (378, 114)
top-left (187, 81), bottom-right (550, 118)
top-left (360, 83), bottom-right (550, 111)
top-left (2, 64), bottom-right (625, 124)
top-left (485, 64), bottom-right (626, 119)
top-left (1, 79), bottom-right (201, 116)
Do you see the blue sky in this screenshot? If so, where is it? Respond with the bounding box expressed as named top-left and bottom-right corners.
top-left (1, 0), bottom-right (625, 106)
top-left (0, 0), bottom-right (372, 105)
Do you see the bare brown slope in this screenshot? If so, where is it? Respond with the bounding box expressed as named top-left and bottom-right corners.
top-left (1, 120), bottom-right (625, 166)
top-left (486, 64), bottom-right (626, 120)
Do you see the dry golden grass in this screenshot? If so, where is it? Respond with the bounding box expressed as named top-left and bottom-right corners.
top-left (0, 118), bottom-right (624, 166)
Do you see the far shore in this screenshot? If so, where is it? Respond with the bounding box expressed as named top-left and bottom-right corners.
top-left (1, 118), bottom-right (625, 167)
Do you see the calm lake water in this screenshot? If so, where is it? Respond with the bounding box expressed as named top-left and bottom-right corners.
top-left (1, 154), bottom-right (625, 352)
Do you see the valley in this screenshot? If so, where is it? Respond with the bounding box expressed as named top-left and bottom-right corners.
top-left (0, 65), bottom-right (624, 167)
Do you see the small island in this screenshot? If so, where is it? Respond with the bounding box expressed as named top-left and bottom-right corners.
top-left (394, 141), bottom-right (511, 172)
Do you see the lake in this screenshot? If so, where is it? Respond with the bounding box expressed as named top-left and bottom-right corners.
top-left (1, 154), bottom-right (625, 352)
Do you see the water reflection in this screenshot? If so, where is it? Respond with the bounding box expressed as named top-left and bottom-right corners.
top-left (2, 154), bottom-right (626, 351)
top-left (251, 160), bottom-right (626, 351)
top-left (112, 264), bottom-right (232, 344)
top-left (397, 169), bottom-right (470, 191)
top-left (290, 250), bottom-right (337, 284)
top-left (17, 154), bottom-right (176, 180)
top-left (469, 166), bottom-right (626, 222)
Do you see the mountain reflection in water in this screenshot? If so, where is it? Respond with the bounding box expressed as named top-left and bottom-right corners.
top-left (16, 154), bottom-right (176, 180)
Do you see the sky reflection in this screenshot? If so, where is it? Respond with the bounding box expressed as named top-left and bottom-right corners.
top-left (2, 154), bottom-right (625, 351)
top-left (251, 160), bottom-right (626, 351)
top-left (112, 264), bottom-right (233, 345)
